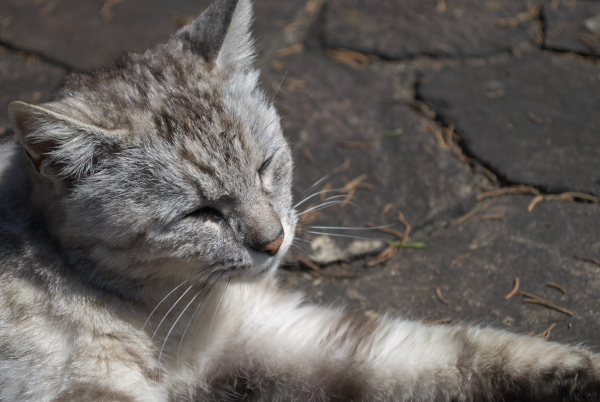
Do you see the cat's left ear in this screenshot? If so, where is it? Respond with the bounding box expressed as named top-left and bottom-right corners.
top-left (176, 0), bottom-right (255, 71)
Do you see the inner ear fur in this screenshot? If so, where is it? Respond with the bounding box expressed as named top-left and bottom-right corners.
top-left (8, 100), bottom-right (121, 183)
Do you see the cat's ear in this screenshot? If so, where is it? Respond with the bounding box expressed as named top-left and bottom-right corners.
top-left (176, 0), bottom-right (255, 71)
top-left (8, 101), bottom-right (121, 185)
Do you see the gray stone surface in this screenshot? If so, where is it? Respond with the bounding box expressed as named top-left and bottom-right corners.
top-left (0, 0), bottom-right (303, 70)
top-left (322, 0), bottom-right (539, 59)
top-left (418, 53), bottom-right (600, 196)
top-left (544, 0), bottom-right (600, 57)
top-left (283, 195), bottom-right (600, 344)
top-left (0, 48), bottom-right (64, 135)
top-left (261, 51), bottom-right (478, 264)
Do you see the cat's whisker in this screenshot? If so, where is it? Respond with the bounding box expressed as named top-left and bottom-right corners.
top-left (309, 224), bottom-right (396, 231)
top-left (269, 54), bottom-right (295, 104)
top-left (159, 272), bottom-right (220, 363)
top-left (143, 278), bottom-right (192, 331)
top-left (151, 274), bottom-right (205, 341)
top-left (297, 172), bottom-right (333, 201)
top-left (294, 188), bottom-right (345, 208)
top-left (175, 272), bottom-right (223, 365)
top-left (297, 198), bottom-right (349, 216)
top-left (306, 231), bottom-right (383, 241)
top-left (207, 276), bottom-right (229, 343)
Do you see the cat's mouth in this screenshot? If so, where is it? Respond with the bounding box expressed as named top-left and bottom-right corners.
top-left (219, 262), bottom-right (274, 282)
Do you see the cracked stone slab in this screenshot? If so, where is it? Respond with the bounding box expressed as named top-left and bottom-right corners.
top-left (418, 53), bottom-right (600, 196)
top-left (261, 51), bottom-right (478, 264)
top-left (0, 0), bottom-right (303, 70)
top-left (283, 195), bottom-right (600, 345)
top-left (543, 0), bottom-right (600, 57)
top-left (321, 0), bottom-right (540, 59)
top-left (0, 48), bottom-right (64, 137)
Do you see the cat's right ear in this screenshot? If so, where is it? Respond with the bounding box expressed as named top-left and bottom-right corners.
top-left (176, 0), bottom-right (255, 71)
top-left (8, 101), bottom-right (121, 185)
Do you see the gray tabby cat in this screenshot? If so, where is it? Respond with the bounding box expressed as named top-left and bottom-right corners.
top-left (0, 0), bottom-right (598, 400)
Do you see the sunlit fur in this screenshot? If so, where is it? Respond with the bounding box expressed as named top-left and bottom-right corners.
top-left (0, 0), bottom-right (599, 400)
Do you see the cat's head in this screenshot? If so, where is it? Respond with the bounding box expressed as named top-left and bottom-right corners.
top-left (8, 0), bottom-right (296, 287)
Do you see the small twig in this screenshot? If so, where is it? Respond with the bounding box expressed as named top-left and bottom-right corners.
top-left (504, 277), bottom-right (521, 300)
top-left (367, 246), bottom-right (397, 267)
top-left (480, 214), bottom-right (504, 221)
top-left (498, 5), bottom-right (540, 27)
top-left (474, 165), bottom-right (498, 183)
top-left (302, 147), bottom-right (315, 163)
top-left (436, 287), bottom-right (449, 305)
top-left (528, 192), bottom-right (600, 212)
top-left (485, 89), bottom-right (506, 99)
top-left (274, 43), bottom-right (305, 58)
top-left (453, 203), bottom-right (490, 225)
top-left (527, 112), bottom-right (544, 125)
top-left (331, 157), bottom-right (350, 174)
top-left (537, 322), bottom-right (558, 341)
top-left (298, 257), bottom-right (362, 279)
top-left (518, 291), bottom-right (574, 316)
top-left (298, 256), bottom-right (321, 271)
top-left (396, 211), bottom-right (412, 242)
top-left (341, 174), bottom-right (368, 193)
top-left (574, 255), bottom-right (600, 267)
top-left (326, 48), bottom-right (378, 70)
top-left (382, 203), bottom-right (394, 215)
top-left (424, 122), bottom-right (451, 151)
top-left (527, 195), bottom-right (545, 212)
top-left (477, 185), bottom-right (539, 201)
top-left (546, 282), bottom-right (567, 295)
top-left (366, 222), bottom-right (405, 241)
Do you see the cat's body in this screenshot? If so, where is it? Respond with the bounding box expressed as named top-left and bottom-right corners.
top-left (0, 0), bottom-right (599, 400)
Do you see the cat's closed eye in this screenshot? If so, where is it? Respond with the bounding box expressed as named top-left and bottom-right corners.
top-left (258, 156), bottom-right (272, 176)
top-left (186, 206), bottom-right (223, 223)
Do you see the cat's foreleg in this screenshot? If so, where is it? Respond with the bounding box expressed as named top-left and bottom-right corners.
top-left (205, 279), bottom-right (600, 401)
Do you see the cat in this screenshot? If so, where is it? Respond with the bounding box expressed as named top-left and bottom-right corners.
top-left (0, 0), bottom-right (599, 400)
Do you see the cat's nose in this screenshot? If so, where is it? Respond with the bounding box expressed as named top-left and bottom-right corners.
top-left (254, 230), bottom-right (284, 256)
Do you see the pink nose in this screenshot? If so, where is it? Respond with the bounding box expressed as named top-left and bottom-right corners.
top-left (260, 233), bottom-right (284, 255)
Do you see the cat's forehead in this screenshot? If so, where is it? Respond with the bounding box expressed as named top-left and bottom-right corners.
top-left (62, 42), bottom-right (276, 150)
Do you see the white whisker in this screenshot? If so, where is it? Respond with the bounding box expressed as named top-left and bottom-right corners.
top-left (309, 224), bottom-right (396, 231)
top-left (297, 173), bottom-right (333, 200)
top-left (207, 277), bottom-right (228, 343)
top-left (151, 276), bottom-right (202, 341)
top-left (306, 231), bottom-right (382, 241)
top-left (143, 277), bottom-right (192, 331)
top-left (269, 55), bottom-right (295, 104)
top-left (294, 188), bottom-right (344, 208)
top-left (175, 272), bottom-right (224, 364)
top-left (297, 199), bottom-right (348, 216)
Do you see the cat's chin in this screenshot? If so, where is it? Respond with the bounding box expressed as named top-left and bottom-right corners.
top-left (220, 259), bottom-right (279, 283)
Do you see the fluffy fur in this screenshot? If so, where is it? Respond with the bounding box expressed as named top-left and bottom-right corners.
top-left (0, 0), bottom-right (599, 400)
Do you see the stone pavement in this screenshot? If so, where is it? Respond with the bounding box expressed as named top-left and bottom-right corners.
top-left (1, 0), bottom-right (599, 344)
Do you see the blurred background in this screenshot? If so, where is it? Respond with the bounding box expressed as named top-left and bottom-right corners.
top-left (1, 0), bottom-right (599, 344)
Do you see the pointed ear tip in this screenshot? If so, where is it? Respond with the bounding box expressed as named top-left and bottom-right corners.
top-left (8, 101), bottom-right (29, 116)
